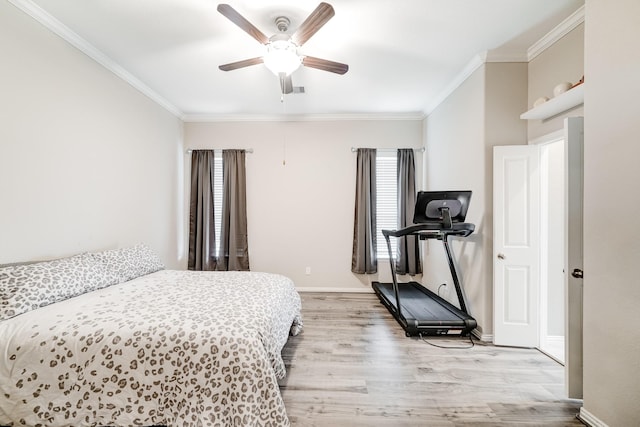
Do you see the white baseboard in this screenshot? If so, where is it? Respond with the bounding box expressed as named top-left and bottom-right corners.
top-left (578, 408), bottom-right (609, 427)
top-left (296, 287), bottom-right (374, 293)
top-left (545, 335), bottom-right (564, 344)
top-left (472, 329), bottom-right (493, 342)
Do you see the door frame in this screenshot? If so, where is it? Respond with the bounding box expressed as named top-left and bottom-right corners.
top-left (563, 117), bottom-right (584, 399)
top-left (530, 120), bottom-right (584, 399)
top-left (495, 118), bottom-right (584, 399)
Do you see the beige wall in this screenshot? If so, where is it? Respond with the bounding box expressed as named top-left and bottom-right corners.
top-left (582, 0), bottom-right (640, 424)
top-left (0, 1), bottom-right (183, 267)
top-left (527, 24), bottom-right (585, 140)
top-left (423, 62), bottom-right (527, 337)
top-left (484, 62), bottom-right (530, 333)
top-left (424, 67), bottom-right (486, 332)
top-left (183, 119), bottom-right (423, 290)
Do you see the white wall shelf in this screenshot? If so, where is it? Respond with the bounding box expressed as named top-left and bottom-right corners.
top-left (520, 84), bottom-right (584, 120)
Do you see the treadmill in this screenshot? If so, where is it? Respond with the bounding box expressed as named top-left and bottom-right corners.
top-left (372, 191), bottom-right (477, 337)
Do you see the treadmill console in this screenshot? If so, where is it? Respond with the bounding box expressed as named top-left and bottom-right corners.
top-left (374, 190), bottom-right (476, 337)
top-left (413, 191), bottom-right (472, 225)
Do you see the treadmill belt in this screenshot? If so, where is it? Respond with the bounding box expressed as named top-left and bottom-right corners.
top-left (376, 282), bottom-right (462, 323)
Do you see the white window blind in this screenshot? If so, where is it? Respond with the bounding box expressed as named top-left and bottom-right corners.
top-left (376, 150), bottom-right (397, 259)
top-left (213, 151), bottom-right (223, 257)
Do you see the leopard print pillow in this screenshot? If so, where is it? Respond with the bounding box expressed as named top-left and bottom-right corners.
top-left (91, 244), bottom-right (165, 283)
top-left (0, 253), bottom-right (119, 320)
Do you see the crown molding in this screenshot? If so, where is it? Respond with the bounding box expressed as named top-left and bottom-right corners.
top-left (425, 5), bottom-right (584, 117)
top-left (182, 112), bottom-right (426, 123)
top-left (424, 49), bottom-right (527, 116)
top-left (8, 0), bottom-right (184, 119)
top-left (11, 0), bottom-right (584, 123)
top-left (424, 53), bottom-right (486, 116)
top-left (527, 5), bottom-right (585, 61)
top-left (485, 49), bottom-right (529, 63)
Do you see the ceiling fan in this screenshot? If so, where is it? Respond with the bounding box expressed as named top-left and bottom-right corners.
top-left (217, 2), bottom-right (349, 95)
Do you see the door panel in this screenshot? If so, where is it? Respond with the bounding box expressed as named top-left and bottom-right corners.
top-left (504, 266), bottom-right (530, 324)
top-left (504, 157), bottom-right (531, 247)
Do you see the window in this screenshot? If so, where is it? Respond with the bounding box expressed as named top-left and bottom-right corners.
top-left (213, 151), bottom-right (223, 257)
top-left (376, 150), bottom-right (397, 259)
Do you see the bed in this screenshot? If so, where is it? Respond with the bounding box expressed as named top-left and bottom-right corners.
top-left (0, 245), bottom-right (302, 427)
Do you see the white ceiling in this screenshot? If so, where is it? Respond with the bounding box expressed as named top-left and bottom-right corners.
top-left (16, 0), bottom-right (584, 119)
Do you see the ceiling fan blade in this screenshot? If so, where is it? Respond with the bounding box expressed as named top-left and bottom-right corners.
top-left (302, 56), bottom-right (349, 75)
top-left (217, 4), bottom-right (269, 45)
top-left (279, 73), bottom-right (293, 94)
top-left (219, 57), bottom-right (264, 71)
top-left (291, 2), bottom-right (335, 46)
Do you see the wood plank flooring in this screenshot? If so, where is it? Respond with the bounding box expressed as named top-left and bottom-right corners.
top-left (279, 293), bottom-right (583, 426)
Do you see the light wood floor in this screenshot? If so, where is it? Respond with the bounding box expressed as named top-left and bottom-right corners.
top-left (279, 293), bottom-right (583, 426)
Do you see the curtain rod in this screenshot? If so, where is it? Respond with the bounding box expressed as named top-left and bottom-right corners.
top-left (350, 147), bottom-right (425, 152)
top-left (186, 148), bottom-right (253, 154)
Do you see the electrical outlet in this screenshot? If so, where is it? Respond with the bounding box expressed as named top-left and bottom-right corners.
top-left (305, 267), bottom-right (311, 275)
top-left (438, 283), bottom-right (447, 297)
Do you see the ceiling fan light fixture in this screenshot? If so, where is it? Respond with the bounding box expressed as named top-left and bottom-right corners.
top-left (263, 39), bottom-right (301, 76)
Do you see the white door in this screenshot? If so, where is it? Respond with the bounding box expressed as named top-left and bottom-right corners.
top-left (493, 145), bottom-right (540, 347)
top-left (564, 117), bottom-right (584, 399)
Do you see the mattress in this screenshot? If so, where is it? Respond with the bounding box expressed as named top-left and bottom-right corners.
top-left (0, 269), bottom-right (302, 426)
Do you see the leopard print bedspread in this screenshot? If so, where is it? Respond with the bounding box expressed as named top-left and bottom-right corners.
top-left (0, 270), bottom-right (302, 427)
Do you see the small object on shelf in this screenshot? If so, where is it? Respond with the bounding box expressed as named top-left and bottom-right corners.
top-left (553, 82), bottom-right (573, 97)
top-left (533, 96), bottom-right (549, 107)
top-left (571, 75), bottom-right (585, 88)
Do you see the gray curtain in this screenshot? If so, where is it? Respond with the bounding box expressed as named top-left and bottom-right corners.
top-left (188, 150), bottom-right (217, 271)
top-left (396, 148), bottom-right (422, 275)
top-left (217, 149), bottom-right (250, 271)
top-left (352, 148), bottom-right (377, 274)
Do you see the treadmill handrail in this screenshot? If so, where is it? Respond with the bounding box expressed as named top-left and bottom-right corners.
top-left (383, 233), bottom-right (402, 320)
top-left (382, 222), bottom-right (475, 238)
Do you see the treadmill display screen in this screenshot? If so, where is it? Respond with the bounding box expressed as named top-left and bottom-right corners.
top-left (413, 191), bottom-right (472, 224)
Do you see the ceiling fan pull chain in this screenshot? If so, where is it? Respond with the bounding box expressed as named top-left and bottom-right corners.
top-left (281, 98), bottom-right (287, 166)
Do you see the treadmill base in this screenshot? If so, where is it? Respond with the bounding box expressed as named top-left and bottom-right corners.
top-left (372, 281), bottom-right (477, 337)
